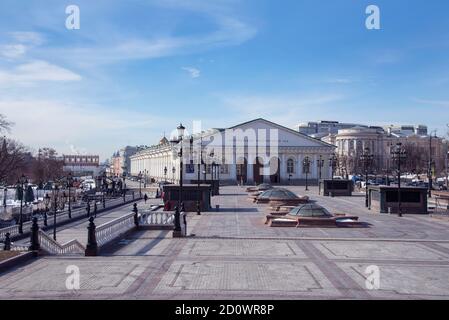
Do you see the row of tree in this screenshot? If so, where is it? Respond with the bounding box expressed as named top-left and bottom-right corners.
top-left (0, 114), bottom-right (64, 186)
top-left (335, 144), bottom-right (447, 178)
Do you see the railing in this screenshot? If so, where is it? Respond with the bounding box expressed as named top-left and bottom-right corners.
top-left (0, 192), bottom-right (141, 242)
top-left (140, 209), bottom-right (174, 225)
top-left (95, 212), bottom-right (136, 248)
top-left (38, 230), bottom-right (85, 255)
top-left (0, 243), bottom-right (29, 252)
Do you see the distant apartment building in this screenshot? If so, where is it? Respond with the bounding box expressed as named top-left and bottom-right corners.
top-left (63, 154), bottom-right (101, 177)
top-left (110, 146), bottom-right (145, 177)
top-left (317, 122), bottom-right (447, 176)
top-left (296, 121), bottom-right (368, 137)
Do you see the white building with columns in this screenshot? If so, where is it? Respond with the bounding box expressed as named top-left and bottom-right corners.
top-left (130, 119), bottom-right (336, 185)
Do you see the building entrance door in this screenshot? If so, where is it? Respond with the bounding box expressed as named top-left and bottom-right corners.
top-left (236, 158), bottom-right (247, 185)
top-left (270, 157), bottom-right (281, 184)
top-left (253, 157), bottom-right (264, 185)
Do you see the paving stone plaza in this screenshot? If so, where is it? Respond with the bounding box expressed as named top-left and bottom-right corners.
top-left (1, 185), bottom-right (449, 300)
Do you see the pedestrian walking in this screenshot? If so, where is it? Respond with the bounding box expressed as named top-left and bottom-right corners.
top-left (144, 193), bottom-right (148, 203)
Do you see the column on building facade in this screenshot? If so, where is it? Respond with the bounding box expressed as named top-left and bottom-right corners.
top-left (247, 153), bottom-right (254, 184)
top-left (279, 153), bottom-right (287, 183)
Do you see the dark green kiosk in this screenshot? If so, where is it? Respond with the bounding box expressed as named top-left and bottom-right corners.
top-left (368, 186), bottom-right (428, 214)
top-left (320, 179), bottom-right (353, 197)
top-left (162, 184), bottom-right (212, 212)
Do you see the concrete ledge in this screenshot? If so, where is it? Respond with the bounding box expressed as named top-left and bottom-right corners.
top-left (0, 251), bottom-right (35, 274)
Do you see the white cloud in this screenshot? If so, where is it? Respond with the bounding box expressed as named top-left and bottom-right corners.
top-left (0, 44), bottom-right (27, 59)
top-left (221, 93), bottom-right (345, 126)
top-left (326, 78), bottom-right (353, 84)
top-left (9, 32), bottom-right (44, 46)
top-left (0, 60), bottom-right (81, 86)
top-left (0, 99), bottom-right (180, 159)
top-left (412, 98), bottom-right (449, 107)
top-left (0, 32), bottom-right (45, 59)
top-left (182, 67), bottom-right (201, 78)
top-left (35, 2), bottom-right (256, 66)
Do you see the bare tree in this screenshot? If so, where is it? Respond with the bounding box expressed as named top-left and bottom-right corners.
top-left (0, 114), bottom-right (13, 134)
top-left (0, 137), bottom-right (29, 184)
top-left (31, 147), bottom-right (64, 184)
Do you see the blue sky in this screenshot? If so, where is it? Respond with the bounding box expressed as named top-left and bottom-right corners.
top-left (1, 0), bottom-right (449, 160)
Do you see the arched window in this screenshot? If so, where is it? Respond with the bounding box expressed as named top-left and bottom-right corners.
top-left (287, 158), bottom-right (295, 174)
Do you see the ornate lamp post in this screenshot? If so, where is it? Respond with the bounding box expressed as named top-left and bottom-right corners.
top-left (329, 154), bottom-right (338, 198)
top-left (329, 154), bottom-right (337, 180)
top-left (360, 147), bottom-right (374, 208)
top-left (122, 172), bottom-right (127, 193)
top-left (138, 171), bottom-right (142, 198)
top-left (446, 151), bottom-right (449, 190)
top-left (177, 123), bottom-right (185, 208)
top-left (428, 131), bottom-right (436, 198)
top-left (209, 150), bottom-right (216, 195)
top-left (317, 155), bottom-right (324, 195)
top-left (317, 155), bottom-right (324, 181)
top-left (52, 180), bottom-right (63, 240)
top-left (164, 166), bottom-right (168, 182)
top-left (191, 135), bottom-right (201, 216)
top-left (3, 187), bottom-right (7, 208)
top-left (170, 123), bottom-right (185, 233)
top-left (43, 193), bottom-right (50, 226)
top-left (66, 172), bottom-right (74, 218)
top-left (17, 174), bottom-right (28, 234)
top-left (302, 156), bottom-right (311, 191)
top-left (391, 143), bottom-right (407, 217)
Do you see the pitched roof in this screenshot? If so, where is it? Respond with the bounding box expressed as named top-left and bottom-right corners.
top-left (228, 118), bottom-right (336, 148)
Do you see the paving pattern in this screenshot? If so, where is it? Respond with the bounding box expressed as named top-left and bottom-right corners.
top-left (1, 186), bottom-right (449, 299)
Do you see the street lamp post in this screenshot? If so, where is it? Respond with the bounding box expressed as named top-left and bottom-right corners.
top-left (177, 124), bottom-right (185, 209)
top-left (17, 174), bottom-right (28, 234)
top-left (66, 172), bottom-right (73, 219)
top-left (360, 147), bottom-right (374, 208)
top-left (302, 156), bottom-right (311, 191)
top-left (209, 151), bottom-right (215, 195)
top-left (317, 155), bottom-right (324, 195)
top-left (428, 131), bottom-right (436, 198)
top-left (197, 137), bottom-right (203, 215)
top-left (171, 123), bottom-right (185, 233)
top-left (52, 182), bottom-right (60, 240)
top-left (446, 151), bottom-right (449, 190)
top-left (138, 171), bottom-right (142, 198)
top-left (172, 167), bottom-right (176, 183)
top-left (391, 143), bottom-right (407, 217)
top-left (329, 154), bottom-right (338, 198)
top-left (164, 166), bottom-right (168, 182)
top-left (3, 187), bottom-right (7, 208)
top-left (44, 193), bottom-right (50, 227)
